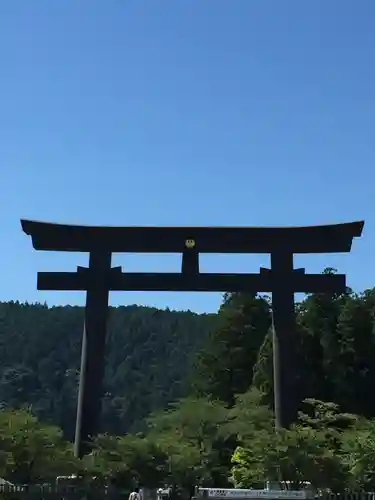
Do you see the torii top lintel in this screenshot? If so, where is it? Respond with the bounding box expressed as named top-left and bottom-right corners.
top-left (20, 220), bottom-right (364, 254)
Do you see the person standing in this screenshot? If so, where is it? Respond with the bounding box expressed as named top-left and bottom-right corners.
top-left (129, 487), bottom-right (141, 500)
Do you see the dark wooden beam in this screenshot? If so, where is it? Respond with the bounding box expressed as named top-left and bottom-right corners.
top-left (21, 219), bottom-right (364, 254)
top-left (37, 270), bottom-right (346, 293)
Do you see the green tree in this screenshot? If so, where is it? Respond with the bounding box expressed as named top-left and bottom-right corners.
top-left (231, 398), bottom-right (351, 491)
top-left (0, 408), bottom-right (78, 483)
top-left (341, 417), bottom-right (375, 490)
top-left (87, 433), bottom-right (167, 488)
top-left (231, 426), bottom-right (345, 490)
top-left (147, 397), bottom-right (230, 487)
top-left (333, 291), bottom-right (375, 416)
top-left (252, 331), bottom-right (273, 406)
top-left (297, 270), bottom-right (350, 404)
top-left (191, 293), bottom-right (271, 404)
top-left (225, 387), bottom-right (273, 442)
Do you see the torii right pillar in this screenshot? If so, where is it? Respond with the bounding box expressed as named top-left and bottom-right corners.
top-left (270, 250), bottom-right (302, 429)
top-left (268, 219), bottom-right (364, 429)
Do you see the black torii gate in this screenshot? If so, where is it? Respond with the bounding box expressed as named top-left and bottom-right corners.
top-left (21, 219), bottom-right (364, 457)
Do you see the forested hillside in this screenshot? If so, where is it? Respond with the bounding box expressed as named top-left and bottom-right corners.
top-left (0, 301), bottom-right (215, 439)
top-left (3, 278), bottom-right (375, 441)
top-left (193, 283), bottom-right (375, 419)
top-left (2, 278), bottom-right (375, 489)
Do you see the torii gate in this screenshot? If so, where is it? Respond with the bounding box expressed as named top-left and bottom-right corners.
top-left (21, 219), bottom-right (364, 456)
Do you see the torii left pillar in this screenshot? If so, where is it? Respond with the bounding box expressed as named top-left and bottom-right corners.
top-left (74, 250), bottom-right (113, 458)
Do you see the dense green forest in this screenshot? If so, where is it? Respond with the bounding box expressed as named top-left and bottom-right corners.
top-left (0, 302), bottom-right (215, 438)
top-left (2, 272), bottom-right (375, 491)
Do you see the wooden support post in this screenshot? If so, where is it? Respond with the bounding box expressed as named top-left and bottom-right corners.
top-left (270, 251), bottom-right (299, 429)
top-left (74, 250), bottom-right (112, 458)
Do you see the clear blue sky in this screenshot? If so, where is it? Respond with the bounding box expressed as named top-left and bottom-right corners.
top-left (0, 0), bottom-right (374, 313)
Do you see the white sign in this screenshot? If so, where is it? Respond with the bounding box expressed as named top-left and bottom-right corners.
top-left (203, 489), bottom-right (307, 499)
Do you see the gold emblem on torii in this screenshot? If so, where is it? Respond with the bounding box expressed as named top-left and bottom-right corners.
top-left (185, 239), bottom-right (196, 249)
